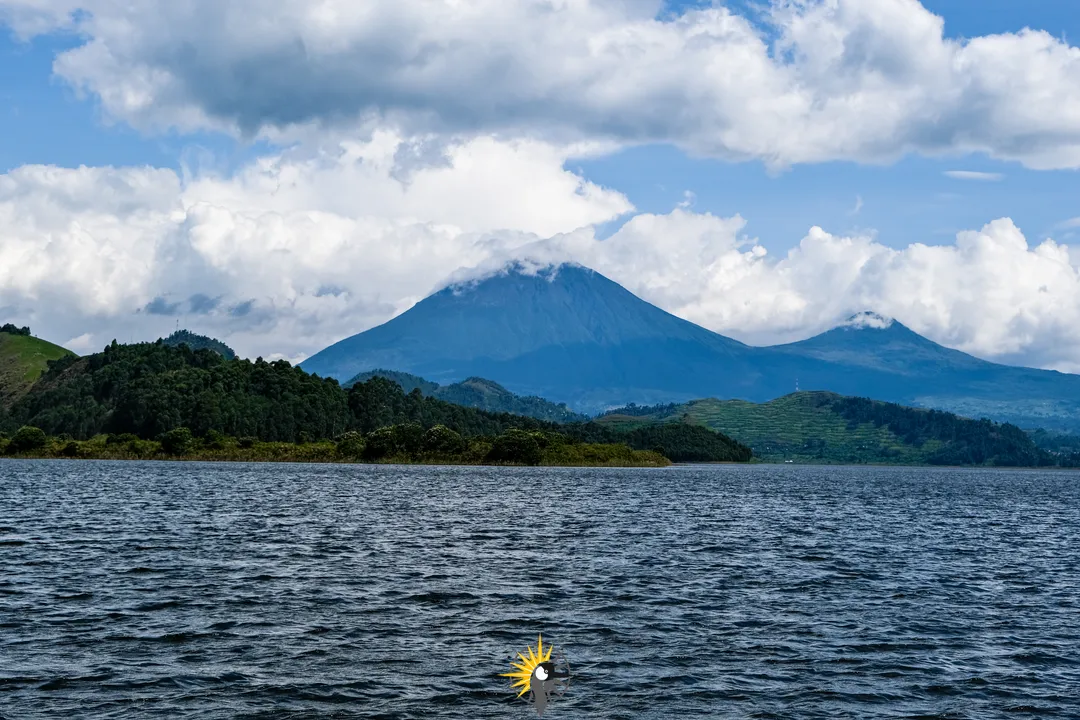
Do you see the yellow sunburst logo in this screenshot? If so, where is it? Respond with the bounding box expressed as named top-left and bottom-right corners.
top-left (500, 634), bottom-right (554, 698)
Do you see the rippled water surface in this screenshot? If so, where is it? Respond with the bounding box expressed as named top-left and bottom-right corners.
top-left (1, 461), bottom-right (1079, 719)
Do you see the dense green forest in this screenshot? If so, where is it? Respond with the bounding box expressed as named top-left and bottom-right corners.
top-left (161, 329), bottom-right (237, 359)
top-left (601, 392), bottom-right (1079, 467)
top-left (346, 369), bottom-right (587, 423)
top-left (0, 340), bottom-right (749, 464)
top-left (826, 395), bottom-right (1048, 466)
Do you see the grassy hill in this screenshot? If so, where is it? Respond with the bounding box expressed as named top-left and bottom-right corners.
top-left (0, 331), bottom-right (76, 407)
top-left (597, 391), bottom-right (1050, 466)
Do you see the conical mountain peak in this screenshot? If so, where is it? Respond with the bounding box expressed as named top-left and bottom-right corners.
top-left (839, 311), bottom-right (895, 330)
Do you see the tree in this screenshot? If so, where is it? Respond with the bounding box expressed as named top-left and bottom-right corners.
top-left (336, 431), bottom-right (366, 459)
top-left (0, 323), bottom-right (31, 336)
top-left (159, 427), bottom-right (194, 455)
top-left (7, 425), bottom-right (47, 453)
top-left (485, 429), bottom-right (543, 466)
top-left (423, 425), bottom-right (465, 455)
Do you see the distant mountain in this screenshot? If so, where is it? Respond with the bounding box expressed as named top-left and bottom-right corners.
top-left (346, 369), bottom-right (588, 423)
top-left (301, 263), bottom-right (1080, 429)
top-left (598, 391), bottom-right (1050, 467)
top-left (301, 264), bottom-right (769, 411)
top-left (0, 327), bottom-right (75, 408)
top-left (161, 330), bottom-right (236, 359)
top-left (771, 313), bottom-right (1080, 431)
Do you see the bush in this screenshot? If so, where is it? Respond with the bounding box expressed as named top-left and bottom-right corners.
top-left (106, 433), bottom-right (139, 446)
top-left (60, 441), bottom-right (81, 457)
top-left (203, 429), bottom-right (230, 450)
top-left (363, 423), bottom-right (424, 461)
top-left (238, 436), bottom-right (257, 449)
top-left (159, 427), bottom-right (194, 455)
top-left (7, 426), bottom-right (48, 454)
top-left (0, 323), bottom-right (31, 336)
top-left (336, 431), bottom-right (366, 459)
top-left (485, 429), bottom-right (543, 466)
top-left (422, 425), bottom-right (465, 455)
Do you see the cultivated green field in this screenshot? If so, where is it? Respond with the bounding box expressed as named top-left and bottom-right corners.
top-left (598, 392), bottom-right (945, 464)
top-left (0, 332), bottom-right (75, 406)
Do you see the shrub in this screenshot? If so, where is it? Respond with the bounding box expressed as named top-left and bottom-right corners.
top-left (203, 429), bottom-right (230, 450)
top-left (106, 433), bottom-right (139, 446)
top-left (336, 431), bottom-right (366, 459)
top-left (485, 429), bottom-right (543, 466)
top-left (159, 427), bottom-right (194, 455)
top-left (7, 426), bottom-right (48, 454)
top-left (238, 436), bottom-right (257, 449)
top-left (422, 425), bottom-right (465, 455)
top-left (363, 423), bottom-right (424, 461)
top-left (60, 441), bottom-right (81, 457)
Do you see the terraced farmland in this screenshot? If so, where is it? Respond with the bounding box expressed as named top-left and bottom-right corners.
top-left (598, 391), bottom-right (946, 464)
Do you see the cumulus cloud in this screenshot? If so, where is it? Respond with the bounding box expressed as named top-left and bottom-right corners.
top-left (0, 135), bottom-right (630, 362)
top-left (4, 0), bottom-right (1080, 168)
top-left (2, 154), bottom-right (1080, 371)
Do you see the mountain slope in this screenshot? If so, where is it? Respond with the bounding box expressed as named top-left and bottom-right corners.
top-left (302, 264), bottom-right (788, 411)
top-left (301, 263), bottom-right (1080, 428)
top-left (773, 313), bottom-right (1080, 430)
top-left (598, 392), bottom-right (1048, 466)
top-left (0, 330), bottom-right (76, 407)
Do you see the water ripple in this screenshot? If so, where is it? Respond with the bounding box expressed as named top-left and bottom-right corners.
top-left (0, 460), bottom-right (1078, 718)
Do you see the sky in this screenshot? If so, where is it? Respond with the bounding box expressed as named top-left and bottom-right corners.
top-left (1, 0), bottom-right (1079, 371)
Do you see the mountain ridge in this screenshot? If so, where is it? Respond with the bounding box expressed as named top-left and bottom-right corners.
top-left (300, 262), bottom-right (1080, 430)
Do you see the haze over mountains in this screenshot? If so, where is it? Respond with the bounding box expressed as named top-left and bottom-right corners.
top-left (300, 264), bottom-right (1080, 430)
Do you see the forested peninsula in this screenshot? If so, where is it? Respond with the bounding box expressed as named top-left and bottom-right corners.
top-left (0, 339), bottom-right (751, 466)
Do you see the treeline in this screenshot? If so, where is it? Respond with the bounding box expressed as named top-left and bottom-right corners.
top-left (1, 323), bottom-right (31, 336)
top-left (161, 330), bottom-right (237, 359)
top-left (600, 401), bottom-right (682, 418)
top-left (348, 369), bottom-right (588, 424)
top-left (1, 340), bottom-right (750, 463)
top-left (826, 395), bottom-right (1052, 467)
top-left (0, 424), bottom-right (669, 467)
top-left (567, 421), bottom-right (752, 463)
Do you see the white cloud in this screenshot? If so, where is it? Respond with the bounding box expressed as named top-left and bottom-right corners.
top-left (5, 0), bottom-right (1080, 168)
top-left (0, 135), bottom-right (630, 361)
top-left (944, 170), bottom-right (1005, 181)
top-left (563, 212), bottom-right (1080, 372)
top-left (3, 155), bottom-right (1080, 371)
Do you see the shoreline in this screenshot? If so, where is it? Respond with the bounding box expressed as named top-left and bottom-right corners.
top-left (0, 451), bottom-right (671, 469)
top-left (4, 455), bottom-right (1074, 470)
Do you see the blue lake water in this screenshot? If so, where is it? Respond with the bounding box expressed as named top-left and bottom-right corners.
top-left (1, 460), bottom-right (1078, 719)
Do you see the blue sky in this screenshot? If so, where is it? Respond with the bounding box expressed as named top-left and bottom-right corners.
top-left (2, 0), bottom-right (1080, 368)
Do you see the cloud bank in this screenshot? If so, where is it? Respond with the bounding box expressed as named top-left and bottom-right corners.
top-left (5, 0), bottom-right (1080, 168)
top-left (2, 149), bottom-right (1079, 371)
top-left (1, 0), bottom-right (1080, 372)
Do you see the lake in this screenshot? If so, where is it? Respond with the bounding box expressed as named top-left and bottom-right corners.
top-left (1, 460), bottom-right (1078, 718)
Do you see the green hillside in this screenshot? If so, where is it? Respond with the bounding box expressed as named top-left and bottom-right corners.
top-left (346, 369), bottom-right (588, 423)
top-left (161, 329), bottom-right (237, 359)
top-left (3, 340), bottom-right (749, 464)
top-left (0, 330), bottom-right (76, 407)
top-left (598, 391), bottom-right (1051, 466)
